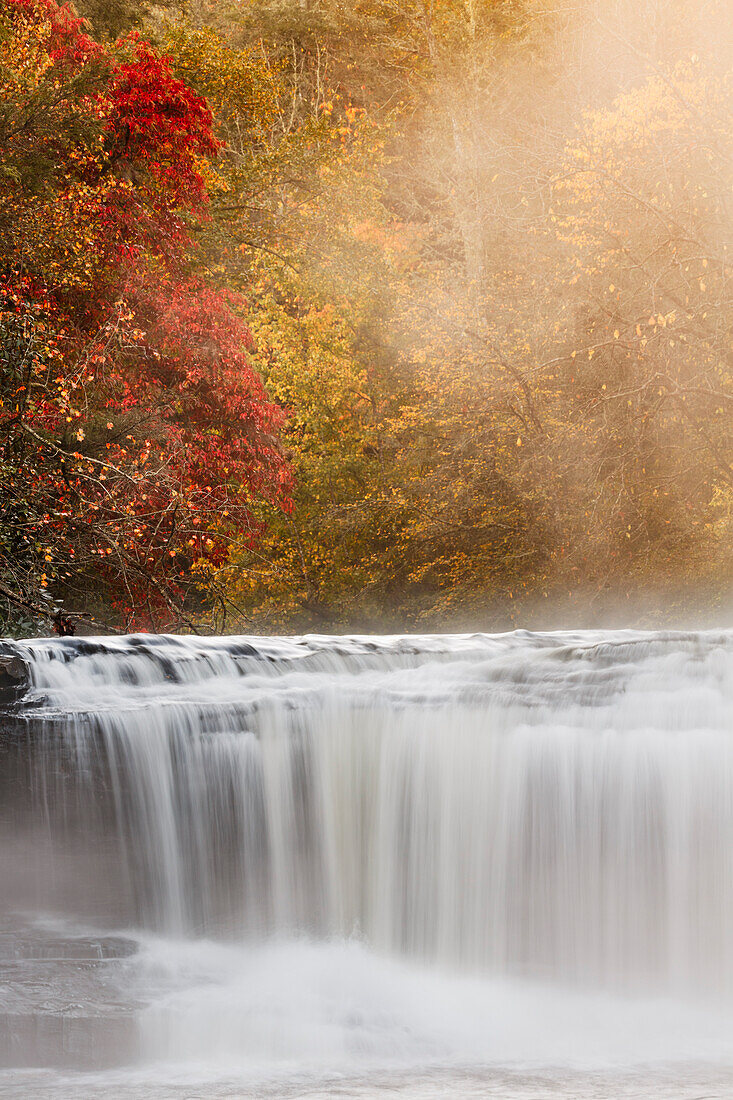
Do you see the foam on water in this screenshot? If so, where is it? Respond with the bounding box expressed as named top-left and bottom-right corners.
top-left (1, 629), bottom-right (733, 1096)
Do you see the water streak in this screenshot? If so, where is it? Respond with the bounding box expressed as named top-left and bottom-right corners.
top-left (3, 629), bottom-right (733, 994)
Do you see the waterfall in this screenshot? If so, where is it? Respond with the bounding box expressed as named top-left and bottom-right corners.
top-left (3, 629), bottom-right (733, 1093)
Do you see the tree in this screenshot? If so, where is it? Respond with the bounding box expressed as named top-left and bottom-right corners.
top-left (222, 2), bottom-right (733, 628)
top-left (0, 0), bottom-right (290, 632)
top-left (543, 64), bottom-right (733, 594)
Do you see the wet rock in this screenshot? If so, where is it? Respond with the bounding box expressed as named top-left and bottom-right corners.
top-left (0, 652), bottom-right (29, 704)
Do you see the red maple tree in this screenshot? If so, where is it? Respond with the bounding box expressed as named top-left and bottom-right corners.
top-left (0, 0), bottom-right (291, 632)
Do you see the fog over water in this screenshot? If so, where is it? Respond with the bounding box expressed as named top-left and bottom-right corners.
top-left (2, 630), bottom-right (733, 1098)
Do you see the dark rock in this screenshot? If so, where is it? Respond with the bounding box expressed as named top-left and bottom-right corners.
top-left (0, 653), bottom-right (29, 703)
top-left (0, 646), bottom-right (29, 708)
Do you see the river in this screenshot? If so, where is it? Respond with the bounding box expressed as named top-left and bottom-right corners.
top-left (1, 631), bottom-right (732, 1097)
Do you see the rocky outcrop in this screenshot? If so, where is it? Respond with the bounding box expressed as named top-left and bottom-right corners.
top-left (0, 650), bottom-right (29, 704)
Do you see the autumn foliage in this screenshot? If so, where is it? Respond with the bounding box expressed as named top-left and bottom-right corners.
top-left (0, 0), bottom-right (289, 632)
top-left (214, 0), bottom-right (732, 630)
top-left (0, 0), bottom-right (730, 635)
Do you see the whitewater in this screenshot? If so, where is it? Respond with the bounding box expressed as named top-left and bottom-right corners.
top-left (1, 630), bottom-right (733, 1098)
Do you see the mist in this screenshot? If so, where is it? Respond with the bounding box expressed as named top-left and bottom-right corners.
top-left (0, 0), bottom-right (728, 633)
top-left (3, 6), bottom-right (733, 1096)
top-left (222, 0), bottom-right (733, 634)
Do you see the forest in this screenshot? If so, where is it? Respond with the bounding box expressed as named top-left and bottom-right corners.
top-left (0, 0), bottom-right (730, 634)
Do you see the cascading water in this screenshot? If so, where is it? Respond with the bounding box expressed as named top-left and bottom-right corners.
top-left (2, 630), bottom-right (733, 1098)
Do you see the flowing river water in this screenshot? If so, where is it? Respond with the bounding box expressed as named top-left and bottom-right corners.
top-left (1, 630), bottom-right (733, 1097)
